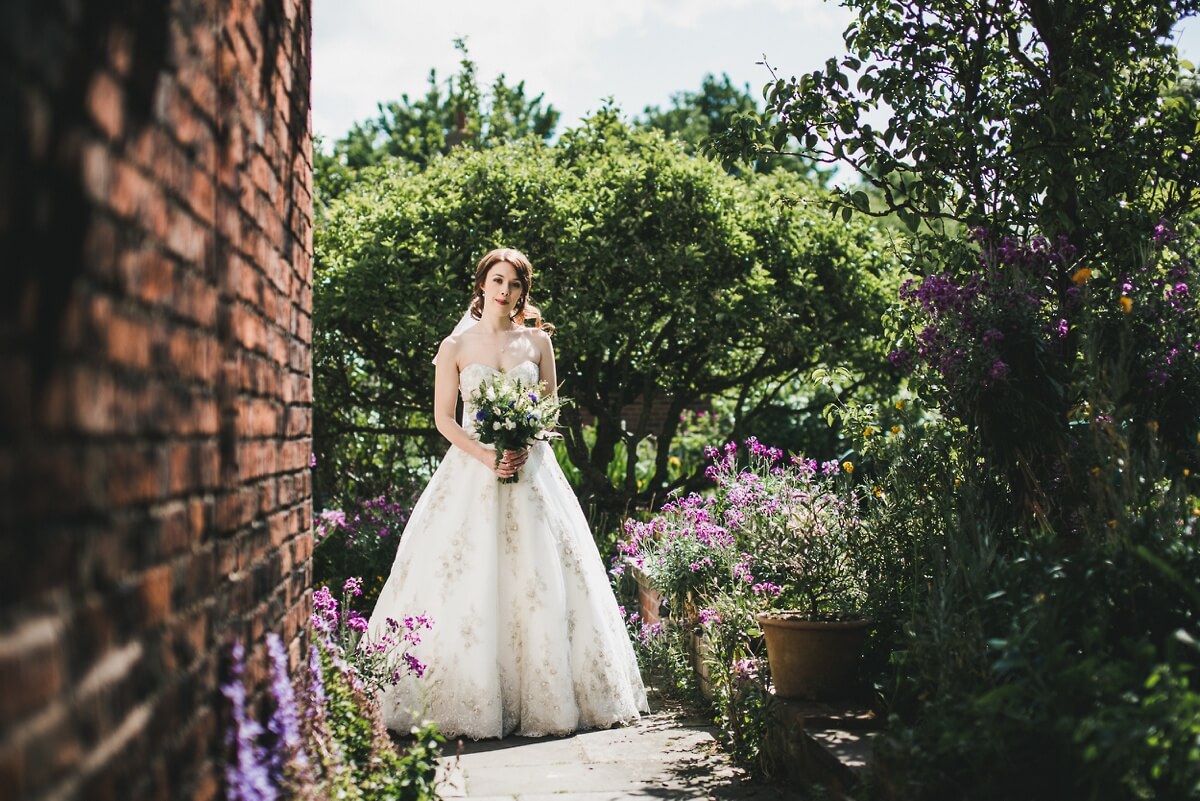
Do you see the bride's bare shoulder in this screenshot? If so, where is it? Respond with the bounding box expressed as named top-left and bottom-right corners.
top-left (520, 327), bottom-right (552, 345)
top-left (436, 334), bottom-right (463, 364)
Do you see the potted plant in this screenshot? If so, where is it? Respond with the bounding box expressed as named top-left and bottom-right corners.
top-left (707, 438), bottom-right (873, 701)
top-left (618, 493), bottom-right (735, 627)
top-left (620, 437), bottom-right (875, 700)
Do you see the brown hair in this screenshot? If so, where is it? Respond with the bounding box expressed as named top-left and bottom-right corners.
top-left (469, 248), bottom-right (555, 334)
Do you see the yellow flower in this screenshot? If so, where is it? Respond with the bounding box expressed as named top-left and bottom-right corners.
top-left (1071, 267), bottom-right (1093, 285)
top-left (1090, 466), bottom-right (1101, 477)
top-left (1118, 296), bottom-right (1133, 313)
top-left (895, 400), bottom-right (906, 411)
top-left (1107, 519), bottom-right (1118, 530)
top-left (842, 461), bottom-right (854, 474)
top-left (872, 485), bottom-right (883, 497)
top-left (668, 455), bottom-right (681, 469)
top-left (1184, 468), bottom-right (1191, 477)
top-left (863, 426), bottom-right (875, 437)
top-left (890, 425), bottom-right (901, 435)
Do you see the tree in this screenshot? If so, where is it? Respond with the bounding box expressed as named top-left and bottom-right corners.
top-left (709, 6), bottom-right (1200, 795)
top-left (641, 73), bottom-right (825, 180)
top-left (713, 0), bottom-right (1200, 244)
top-left (314, 111), bottom-right (895, 516)
top-left (313, 40), bottom-right (559, 207)
top-left (712, 0), bottom-right (1200, 522)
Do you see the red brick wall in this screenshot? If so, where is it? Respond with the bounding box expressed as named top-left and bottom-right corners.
top-left (0, 1), bottom-right (313, 799)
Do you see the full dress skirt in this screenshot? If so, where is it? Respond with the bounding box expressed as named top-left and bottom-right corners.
top-left (366, 361), bottom-right (649, 739)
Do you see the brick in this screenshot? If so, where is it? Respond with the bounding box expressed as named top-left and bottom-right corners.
top-left (109, 159), bottom-right (145, 220)
top-left (39, 364), bottom-right (117, 434)
top-left (21, 704), bottom-right (84, 797)
top-left (0, 616), bottom-right (64, 722)
top-left (166, 206), bottom-right (209, 264)
top-left (82, 140), bottom-right (114, 204)
top-left (189, 170), bottom-right (215, 225)
top-left (87, 71), bottom-right (124, 140)
top-left (280, 439), bottom-right (307, 472)
top-left (106, 308), bottom-right (154, 370)
top-left (121, 248), bottom-right (176, 307)
top-left (138, 565), bottom-right (172, 628)
top-left (165, 439), bottom-right (218, 494)
top-left (168, 328), bottom-right (219, 384)
top-left (177, 269), bottom-right (218, 328)
top-left (107, 443), bottom-right (165, 507)
top-left (283, 406), bottom-right (308, 438)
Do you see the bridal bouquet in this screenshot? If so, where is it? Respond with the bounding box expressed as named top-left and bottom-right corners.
top-left (467, 375), bottom-right (565, 484)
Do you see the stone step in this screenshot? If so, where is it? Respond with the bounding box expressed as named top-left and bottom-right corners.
top-left (807, 728), bottom-right (878, 777)
top-left (774, 697), bottom-right (881, 732)
top-left (762, 694), bottom-right (882, 797)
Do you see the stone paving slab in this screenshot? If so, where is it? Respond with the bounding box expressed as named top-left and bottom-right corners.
top-left (432, 694), bottom-right (801, 800)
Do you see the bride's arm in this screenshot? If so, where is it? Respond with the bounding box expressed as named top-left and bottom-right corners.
top-left (537, 329), bottom-right (559, 402)
top-left (433, 337), bottom-right (494, 469)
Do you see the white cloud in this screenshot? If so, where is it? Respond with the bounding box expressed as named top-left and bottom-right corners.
top-left (312, 0), bottom-right (850, 139)
top-left (314, 2), bottom-right (1200, 142)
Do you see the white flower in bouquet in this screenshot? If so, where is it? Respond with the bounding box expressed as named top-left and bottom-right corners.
top-left (467, 374), bottom-right (567, 484)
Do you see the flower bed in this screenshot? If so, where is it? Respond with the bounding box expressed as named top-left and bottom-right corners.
top-left (619, 436), bottom-right (878, 774)
top-left (222, 577), bottom-right (442, 801)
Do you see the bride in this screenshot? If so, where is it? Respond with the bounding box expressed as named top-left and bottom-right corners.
top-left (366, 247), bottom-right (649, 739)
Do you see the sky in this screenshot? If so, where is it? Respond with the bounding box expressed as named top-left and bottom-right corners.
top-left (312, 1), bottom-right (1200, 144)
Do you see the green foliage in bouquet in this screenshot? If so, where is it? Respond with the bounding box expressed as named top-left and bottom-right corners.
top-left (466, 374), bottom-right (565, 483)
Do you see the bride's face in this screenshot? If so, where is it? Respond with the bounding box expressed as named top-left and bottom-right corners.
top-left (482, 261), bottom-right (524, 315)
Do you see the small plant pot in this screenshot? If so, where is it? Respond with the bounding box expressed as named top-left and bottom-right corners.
top-left (625, 559), bottom-right (665, 626)
top-left (755, 613), bottom-right (871, 700)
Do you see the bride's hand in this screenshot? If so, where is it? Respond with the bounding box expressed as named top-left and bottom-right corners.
top-left (498, 448), bottom-right (529, 478)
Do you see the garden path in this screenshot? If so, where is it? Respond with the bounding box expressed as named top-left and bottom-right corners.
top-left (432, 691), bottom-right (801, 800)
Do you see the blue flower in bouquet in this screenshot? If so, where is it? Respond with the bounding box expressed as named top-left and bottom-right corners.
top-left (467, 373), bottom-right (567, 484)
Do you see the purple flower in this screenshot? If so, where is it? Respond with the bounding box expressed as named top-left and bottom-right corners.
top-left (1153, 218), bottom-right (1177, 244)
top-left (346, 612), bottom-right (368, 633)
top-left (342, 577), bottom-right (363, 598)
top-left (222, 642), bottom-right (277, 801)
top-left (1055, 319), bottom-right (1069, 339)
top-left (989, 359), bottom-right (1010, 381)
top-left (314, 509), bottom-right (346, 541)
top-left (982, 328), bottom-right (1004, 348)
top-left (309, 452), bottom-right (317, 468)
top-left (311, 586), bottom-right (339, 636)
top-left (638, 622), bottom-right (665, 643)
top-left (732, 658), bottom-right (759, 686)
top-left (266, 633), bottom-right (309, 781)
top-left (820, 460), bottom-right (840, 476)
top-left (307, 643), bottom-right (326, 711)
top-left (402, 652), bottom-right (428, 679)
top-left (698, 608), bottom-right (721, 626)
top-left (751, 581), bottom-right (784, 597)
top-left (887, 348), bottom-right (912, 370)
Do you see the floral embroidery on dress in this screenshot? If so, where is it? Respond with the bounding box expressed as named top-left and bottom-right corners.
top-left (366, 361), bottom-right (648, 739)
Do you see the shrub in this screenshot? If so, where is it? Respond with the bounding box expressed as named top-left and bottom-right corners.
top-left (222, 579), bottom-right (442, 800)
top-left (313, 489), bottom-right (418, 607)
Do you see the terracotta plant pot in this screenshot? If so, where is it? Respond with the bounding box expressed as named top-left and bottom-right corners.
top-left (756, 613), bottom-right (871, 700)
top-left (625, 559), bottom-right (664, 626)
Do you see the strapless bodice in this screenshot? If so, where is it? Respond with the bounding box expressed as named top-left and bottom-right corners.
top-left (460, 360), bottom-right (541, 437)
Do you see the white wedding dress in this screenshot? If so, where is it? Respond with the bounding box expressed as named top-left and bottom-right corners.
top-left (366, 360), bottom-right (649, 739)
